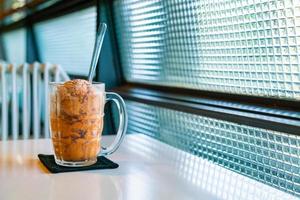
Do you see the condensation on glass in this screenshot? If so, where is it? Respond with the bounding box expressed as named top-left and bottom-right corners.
top-left (114, 0), bottom-right (300, 100)
top-left (126, 101), bottom-right (300, 197)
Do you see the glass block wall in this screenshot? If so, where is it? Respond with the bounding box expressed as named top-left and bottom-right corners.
top-left (114, 0), bottom-right (300, 100)
top-left (126, 101), bottom-right (300, 197)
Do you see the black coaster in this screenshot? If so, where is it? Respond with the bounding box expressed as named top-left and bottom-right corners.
top-left (38, 154), bottom-right (119, 173)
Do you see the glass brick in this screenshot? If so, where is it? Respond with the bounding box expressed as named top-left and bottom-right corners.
top-left (126, 101), bottom-right (300, 197)
top-left (114, 0), bottom-right (300, 100)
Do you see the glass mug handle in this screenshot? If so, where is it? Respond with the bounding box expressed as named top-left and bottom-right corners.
top-left (99, 92), bottom-right (128, 156)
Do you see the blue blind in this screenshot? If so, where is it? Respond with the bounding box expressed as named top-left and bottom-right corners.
top-left (114, 0), bottom-right (300, 100)
top-left (2, 28), bottom-right (26, 64)
top-left (34, 7), bottom-right (96, 75)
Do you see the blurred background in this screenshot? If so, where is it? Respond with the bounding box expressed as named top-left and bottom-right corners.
top-left (0, 0), bottom-right (300, 197)
top-left (0, 0), bottom-right (119, 84)
top-left (0, 0), bottom-right (122, 137)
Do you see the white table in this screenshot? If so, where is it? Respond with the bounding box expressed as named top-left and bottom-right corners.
top-left (0, 134), bottom-right (297, 200)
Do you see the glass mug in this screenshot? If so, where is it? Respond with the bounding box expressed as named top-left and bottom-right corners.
top-left (49, 82), bottom-right (127, 167)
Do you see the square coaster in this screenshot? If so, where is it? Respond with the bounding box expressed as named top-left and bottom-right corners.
top-left (38, 154), bottom-right (119, 173)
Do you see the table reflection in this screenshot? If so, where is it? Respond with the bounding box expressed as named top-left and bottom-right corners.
top-left (0, 135), bottom-right (298, 200)
top-left (0, 139), bottom-right (51, 176)
top-left (127, 134), bottom-right (298, 200)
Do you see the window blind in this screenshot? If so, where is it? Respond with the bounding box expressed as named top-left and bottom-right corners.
top-left (2, 28), bottom-right (26, 64)
top-left (114, 0), bottom-right (300, 100)
top-left (34, 6), bottom-right (96, 76)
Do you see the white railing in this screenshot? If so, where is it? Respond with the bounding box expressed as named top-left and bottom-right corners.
top-left (0, 62), bottom-right (69, 140)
